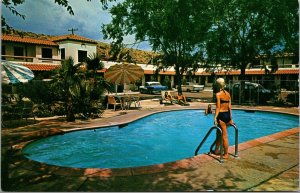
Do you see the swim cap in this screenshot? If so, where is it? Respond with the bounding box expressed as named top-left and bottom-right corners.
top-left (216, 78), bottom-right (225, 88)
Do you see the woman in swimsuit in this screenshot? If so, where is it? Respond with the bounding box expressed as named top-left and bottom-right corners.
top-left (164, 91), bottom-right (173, 104)
top-left (214, 78), bottom-right (234, 159)
top-left (205, 104), bottom-right (213, 115)
top-left (177, 92), bottom-right (187, 105)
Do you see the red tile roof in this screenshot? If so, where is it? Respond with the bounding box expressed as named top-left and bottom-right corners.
top-left (1, 35), bottom-right (58, 46)
top-left (2, 34), bottom-right (98, 46)
top-left (98, 69), bottom-right (176, 75)
top-left (273, 69), bottom-right (299, 74)
top-left (50, 34), bottom-right (98, 44)
top-left (143, 70), bottom-right (154, 74)
top-left (97, 68), bottom-right (107, 73)
top-left (21, 63), bottom-right (60, 71)
top-left (143, 70), bottom-right (177, 75)
top-left (197, 69), bottom-right (299, 76)
top-left (101, 68), bottom-right (298, 76)
top-left (158, 71), bottom-right (176, 75)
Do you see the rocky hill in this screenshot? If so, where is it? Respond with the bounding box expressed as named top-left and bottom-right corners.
top-left (97, 41), bottom-right (156, 64)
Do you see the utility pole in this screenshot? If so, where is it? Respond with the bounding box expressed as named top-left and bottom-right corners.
top-left (68, 28), bottom-right (78, 35)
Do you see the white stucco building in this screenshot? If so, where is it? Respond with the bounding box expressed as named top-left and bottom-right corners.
top-left (1, 33), bottom-right (299, 91)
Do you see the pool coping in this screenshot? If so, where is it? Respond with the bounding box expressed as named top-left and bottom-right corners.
top-left (49, 107), bottom-right (300, 132)
top-left (10, 108), bottom-right (299, 178)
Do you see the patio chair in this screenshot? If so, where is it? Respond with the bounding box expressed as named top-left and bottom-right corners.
top-left (11, 101), bottom-right (35, 121)
top-left (106, 95), bottom-right (123, 111)
top-left (122, 94), bottom-right (132, 110)
top-left (131, 95), bottom-right (141, 108)
top-left (20, 101), bottom-right (36, 121)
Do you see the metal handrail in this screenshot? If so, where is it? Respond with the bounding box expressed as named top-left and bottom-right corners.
top-left (194, 125), bottom-right (224, 162)
top-left (231, 124), bottom-right (239, 157)
top-left (209, 124), bottom-right (239, 157)
top-left (194, 124), bottom-right (239, 163)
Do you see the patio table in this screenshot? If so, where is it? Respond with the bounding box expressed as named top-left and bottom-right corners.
top-left (107, 92), bottom-right (141, 109)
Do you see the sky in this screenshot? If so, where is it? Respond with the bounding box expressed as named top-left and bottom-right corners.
top-left (2, 0), bottom-right (151, 50)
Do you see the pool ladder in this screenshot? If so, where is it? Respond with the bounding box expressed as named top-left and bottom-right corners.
top-left (194, 124), bottom-right (239, 163)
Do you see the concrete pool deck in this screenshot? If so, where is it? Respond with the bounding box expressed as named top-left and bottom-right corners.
top-left (1, 100), bottom-right (299, 191)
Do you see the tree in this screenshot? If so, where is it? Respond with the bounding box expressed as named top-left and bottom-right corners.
top-left (269, 0), bottom-right (299, 63)
top-left (204, 0), bottom-right (298, 103)
top-left (84, 53), bottom-right (112, 103)
top-left (102, 0), bottom-right (213, 93)
top-left (51, 56), bottom-right (112, 121)
top-left (51, 57), bottom-right (84, 122)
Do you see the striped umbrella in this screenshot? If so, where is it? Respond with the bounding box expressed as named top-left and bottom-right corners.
top-left (1, 61), bottom-right (35, 84)
top-left (104, 63), bottom-right (144, 85)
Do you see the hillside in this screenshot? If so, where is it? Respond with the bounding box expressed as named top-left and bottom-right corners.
top-left (3, 29), bottom-right (156, 64)
top-left (96, 41), bottom-right (157, 64)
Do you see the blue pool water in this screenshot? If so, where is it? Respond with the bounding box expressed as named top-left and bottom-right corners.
top-left (23, 110), bottom-right (298, 169)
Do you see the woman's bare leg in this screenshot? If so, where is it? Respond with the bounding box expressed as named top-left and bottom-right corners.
top-left (214, 130), bottom-right (222, 155)
top-left (219, 120), bottom-right (229, 158)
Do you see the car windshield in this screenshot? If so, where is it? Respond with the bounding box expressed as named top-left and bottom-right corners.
top-left (233, 82), bottom-right (266, 90)
top-left (151, 83), bottom-right (161, 86)
top-left (257, 85), bottom-right (264, 90)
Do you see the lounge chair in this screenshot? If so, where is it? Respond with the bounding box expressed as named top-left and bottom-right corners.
top-left (160, 91), bottom-right (175, 105)
top-left (176, 93), bottom-right (190, 106)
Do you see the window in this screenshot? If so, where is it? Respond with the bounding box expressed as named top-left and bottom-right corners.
top-left (60, 48), bottom-right (65, 59)
top-left (42, 48), bottom-right (52, 58)
top-left (14, 47), bottom-right (24, 56)
top-left (2, 45), bottom-right (6, 60)
top-left (78, 50), bottom-right (87, 62)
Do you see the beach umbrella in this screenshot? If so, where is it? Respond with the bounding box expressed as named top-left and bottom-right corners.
top-left (104, 63), bottom-right (144, 85)
top-left (1, 61), bottom-right (35, 84)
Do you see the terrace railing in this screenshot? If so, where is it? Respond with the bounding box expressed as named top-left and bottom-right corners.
top-left (1, 55), bottom-right (62, 64)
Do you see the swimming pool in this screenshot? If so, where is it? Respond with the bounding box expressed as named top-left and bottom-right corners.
top-left (23, 110), bottom-right (298, 169)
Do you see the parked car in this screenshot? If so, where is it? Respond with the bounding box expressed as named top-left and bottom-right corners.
top-left (230, 82), bottom-right (272, 104)
top-left (181, 82), bottom-right (204, 92)
top-left (139, 81), bottom-right (168, 94)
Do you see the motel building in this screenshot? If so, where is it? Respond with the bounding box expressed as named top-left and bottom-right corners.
top-left (1, 33), bottom-right (299, 92)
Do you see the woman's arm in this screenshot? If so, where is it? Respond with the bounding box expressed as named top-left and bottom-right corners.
top-left (214, 93), bottom-right (220, 125)
top-left (229, 95), bottom-right (234, 124)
